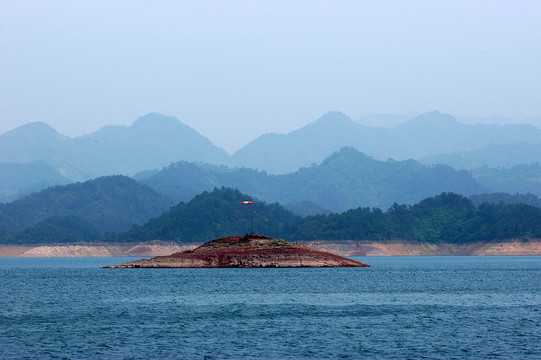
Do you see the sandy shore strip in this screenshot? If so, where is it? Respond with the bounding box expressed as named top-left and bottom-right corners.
top-left (1, 239), bottom-right (540, 257)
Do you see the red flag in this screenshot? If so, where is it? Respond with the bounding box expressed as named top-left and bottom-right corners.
top-left (240, 201), bottom-right (252, 204)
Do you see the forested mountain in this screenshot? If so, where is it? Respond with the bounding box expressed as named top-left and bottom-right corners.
top-left (0, 161), bottom-right (72, 202)
top-left (116, 189), bottom-right (541, 244)
top-left (0, 113), bottom-right (229, 180)
top-left (470, 193), bottom-right (541, 209)
top-left (293, 192), bottom-right (541, 243)
top-left (3, 216), bottom-right (100, 244)
top-left (3, 188), bottom-right (540, 244)
top-left (114, 188), bottom-right (300, 243)
top-left (231, 111), bottom-right (541, 174)
top-left (471, 164), bottom-right (541, 196)
top-left (3, 111), bottom-right (540, 201)
top-left (0, 175), bottom-right (172, 237)
top-left (139, 147), bottom-right (485, 212)
top-left (421, 141), bottom-right (541, 169)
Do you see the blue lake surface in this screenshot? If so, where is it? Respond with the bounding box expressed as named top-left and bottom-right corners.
top-left (1, 256), bottom-right (540, 359)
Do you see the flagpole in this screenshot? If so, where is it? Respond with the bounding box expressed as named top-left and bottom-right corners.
top-left (240, 200), bottom-right (254, 234)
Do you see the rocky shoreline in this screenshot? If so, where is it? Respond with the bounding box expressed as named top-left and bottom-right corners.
top-left (1, 239), bottom-right (540, 257)
top-left (104, 234), bottom-right (370, 268)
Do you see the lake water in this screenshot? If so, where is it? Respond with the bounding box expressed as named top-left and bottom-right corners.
top-left (1, 256), bottom-right (540, 359)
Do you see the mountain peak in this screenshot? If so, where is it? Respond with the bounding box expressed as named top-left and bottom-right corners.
top-left (314, 111), bottom-right (353, 125)
top-left (1, 121), bottom-right (65, 140)
top-left (395, 111), bottom-right (458, 130)
top-left (132, 113), bottom-right (186, 129)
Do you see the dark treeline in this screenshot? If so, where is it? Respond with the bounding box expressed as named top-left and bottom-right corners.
top-left (109, 189), bottom-right (541, 244)
top-left (294, 192), bottom-right (541, 243)
top-left (0, 175), bottom-right (172, 236)
top-left (3, 188), bottom-right (541, 244)
top-left (470, 192), bottom-right (541, 209)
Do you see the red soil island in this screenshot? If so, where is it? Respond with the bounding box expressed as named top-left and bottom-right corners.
top-left (104, 234), bottom-right (370, 268)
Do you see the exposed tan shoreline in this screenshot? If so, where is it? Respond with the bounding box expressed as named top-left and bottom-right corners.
top-left (0, 242), bottom-right (198, 257)
top-left (1, 239), bottom-right (540, 257)
top-left (299, 239), bottom-right (541, 256)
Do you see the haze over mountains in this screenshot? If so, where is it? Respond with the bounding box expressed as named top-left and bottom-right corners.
top-left (1, 110), bottom-right (540, 203)
top-left (234, 111), bottom-right (541, 173)
top-left (138, 147), bottom-right (484, 212)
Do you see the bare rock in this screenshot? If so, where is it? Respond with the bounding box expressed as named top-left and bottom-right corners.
top-left (104, 234), bottom-right (370, 268)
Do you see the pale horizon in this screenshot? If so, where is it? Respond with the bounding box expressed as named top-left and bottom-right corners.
top-left (3, 109), bottom-right (541, 154)
top-left (2, 1), bottom-right (540, 153)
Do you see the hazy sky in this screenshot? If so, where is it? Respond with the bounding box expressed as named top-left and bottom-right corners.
top-left (1, 0), bottom-right (540, 152)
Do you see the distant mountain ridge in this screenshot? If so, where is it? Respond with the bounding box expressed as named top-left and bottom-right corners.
top-left (0, 161), bottom-right (71, 202)
top-left (139, 147), bottom-right (485, 212)
top-left (2, 111), bottom-right (540, 201)
top-left (3, 111), bottom-right (540, 179)
top-left (231, 111), bottom-right (541, 173)
top-left (421, 141), bottom-right (541, 169)
top-left (0, 113), bottom-right (229, 180)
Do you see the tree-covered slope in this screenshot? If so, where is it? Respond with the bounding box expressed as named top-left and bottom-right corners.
top-left (3, 187), bottom-right (539, 245)
top-left (3, 215), bottom-right (100, 244)
top-left (140, 147), bottom-right (485, 212)
top-left (0, 175), bottom-right (172, 237)
top-left (470, 164), bottom-right (541, 197)
top-left (470, 192), bottom-right (541, 209)
top-left (117, 190), bottom-right (541, 244)
top-left (114, 187), bottom-right (301, 243)
top-left (421, 141), bottom-right (541, 170)
top-left (292, 193), bottom-right (541, 243)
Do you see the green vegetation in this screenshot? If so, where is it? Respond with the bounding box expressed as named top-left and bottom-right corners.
top-left (3, 215), bottom-right (99, 244)
top-left (471, 164), bottom-right (541, 196)
top-left (140, 147), bottom-right (484, 212)
top-left (2, 187), bottom-right (540, 245)
top-left (470, 192), bottom-right (541, 208)
top-left (0, 175), bottom-right (172, 239)
top-left (112, 188), bottom-right (300, 243)
top-left (112, 189), bottom-right (541, 244)
top-left (294, 192), bottom-right (541, 242)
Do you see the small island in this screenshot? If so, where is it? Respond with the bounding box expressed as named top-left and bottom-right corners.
top-left (104, 234), bottom-right (370, 268)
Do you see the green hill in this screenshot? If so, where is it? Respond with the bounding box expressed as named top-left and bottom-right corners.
top-left (114, 187), bottom-right (300, 243)
top-left (0, 175), bottom-right (172, 239)
top-left (293, 192), bottom-right (541, 243)
top-left (471, 164), bottom-right (541, 196)
top-left (3, 215), bottom-right (99, 244)
top-left (470, 192), bottom-right (541, 208)
top-left (3, 187), bottom-right (540, 245)
top-left (117, 189), bottom-right (541, 244)
top-left (140, 147), bottom-right (485, 212)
